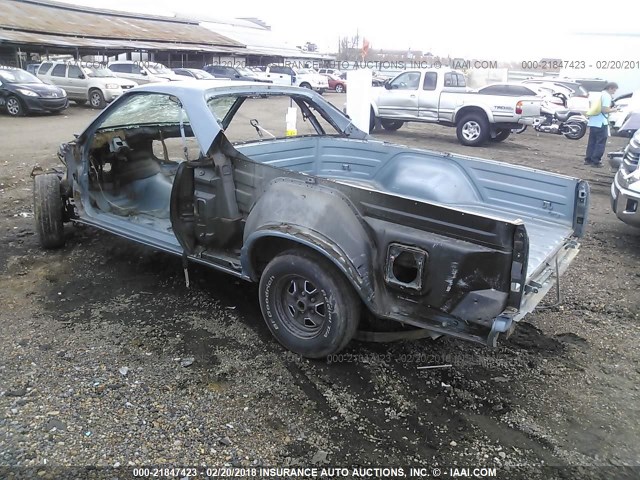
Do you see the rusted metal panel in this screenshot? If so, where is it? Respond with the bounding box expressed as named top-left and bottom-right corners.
top-left (0, 0), bottom-right (242, 47)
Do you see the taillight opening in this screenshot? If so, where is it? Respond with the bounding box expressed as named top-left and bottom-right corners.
top-left (516, 101), bottom-right (523, 115)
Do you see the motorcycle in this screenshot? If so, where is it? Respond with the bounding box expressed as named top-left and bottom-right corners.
top-left (514, 93), bottom-right (588, 140)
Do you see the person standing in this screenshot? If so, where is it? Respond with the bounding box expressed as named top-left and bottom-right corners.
top-left (585, 82), bottom-right (619, 167)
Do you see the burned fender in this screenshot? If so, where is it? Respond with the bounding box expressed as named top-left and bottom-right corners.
top-left (240, 177), bottom-right (376, 304)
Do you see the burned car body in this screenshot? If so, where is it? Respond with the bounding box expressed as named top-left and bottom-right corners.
top-left (33, 81), bottom-right (589, 358)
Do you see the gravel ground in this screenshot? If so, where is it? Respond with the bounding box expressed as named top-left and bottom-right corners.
top-left (1, 97), bottom-right (639, 480)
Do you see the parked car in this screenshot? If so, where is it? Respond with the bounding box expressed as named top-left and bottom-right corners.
top-left (251, 65), bottom-right (328, 92)
top-left (477, 83), bottom-right (540, 97)
top-left (522, 79), bottom-right (590, 111)
top-left (26, 63), bottom-right (41, 75)
top-left (609, 92), bottom-right (639, 136)
top-left (608, 111), bottom-right (640, 170)
top-left (37, 61), bottom-right (136, 108)
top-left (107, 61), bottom-right (172, 84)
top-left (0, 67), bottom-right (68, 116)
top-left (202, 65), bottom-right (271, 83)
top-left (318, 67), bottom-right (342, 77)
top-left (367, 69), bottom-right (542, 146)
top-left (322, 73), bottom-right (346, 93)
top-left (34, 81), bottom-right (587, 358)
top-left (340, 70), bottom-right (389, 87)
top-left (610, 128), bottom-right (640, 227)
top-left (173, 68), bottom-right (216, 80)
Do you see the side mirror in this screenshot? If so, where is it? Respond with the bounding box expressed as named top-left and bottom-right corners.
top-left (292, 76), bottom-right (296, 83)
top-left (141, 70), bottom-right (148, 76)
top-left (235, 74), bottom-right (240, 78)
top-left (384, 82), bottom-right (393, 90)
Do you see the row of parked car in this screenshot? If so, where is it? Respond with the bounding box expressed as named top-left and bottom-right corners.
top-left (1, 61), bottom-right (361, 117)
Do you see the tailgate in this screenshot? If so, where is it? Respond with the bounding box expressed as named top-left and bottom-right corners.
top-left (517, 96), bottom-right (542, 117)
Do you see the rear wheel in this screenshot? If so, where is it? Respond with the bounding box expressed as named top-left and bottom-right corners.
top-left (33, 174), bottom-right (65, 249)
top-left (490, 129), bottom-right (511, 142)
top-left (335, 83), bottom-right (345, 93)
top-left (563, 121), bottom-right (587, 140)
top-left (259, 249), bottom-right (361, 358)
top-left (381, 119), bottom-right (404, 131)
top-left (89, 89), bottom-right (105, 109)
top-left (456, 113), bottom-right (490, 146)
top-left (299, 82), bottom-right (312, 89)
top-left (6, 95), bottom-right (24, 117)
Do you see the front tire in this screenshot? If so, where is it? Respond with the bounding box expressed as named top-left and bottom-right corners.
top-left (33, 174), bottom-right (65, 249)
top-left (6, 95), bottom-right (24, 117)
top-left (259, 249), bottom-right (361, 359)
top-left (381, 119), bottom-right (404, 131)
top-left (299, 82), bottom-right (312, 89)
top-left (456, 113), bottom-right (490, 146)
top-left (89, 89), bottom-right (105, 109)
top-left (335, 84), bottom-right (345, 93)
top-left (490, 129), bottom-right (511, 142)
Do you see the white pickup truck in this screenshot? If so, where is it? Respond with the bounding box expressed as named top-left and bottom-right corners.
top-left (253, 65), bottom-right (328, 93)
top-left (370, 68), bottom-right (542, 146)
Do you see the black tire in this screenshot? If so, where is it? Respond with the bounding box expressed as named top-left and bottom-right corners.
top-left (335, 83), bottom-right (345, 93)
top-left (369, 109), bottom-right (376, 132)
top-left (456, 113), bottom-right (490, 146)
top-left (89, 89), bottom-right (105, 109)
top-left (299, 82), bottom-right (312, 89)
top-left (6, 95), bottom-right (24, 117)
top-left (563, 121), bottom-right (587, 140)
top-left (381, 119), bottom-right (404, 131)
top-left (259, 249), bottom-right (361, 358)
top-left (33, 174), bottom-right (65, 249)
top-left (490, 129), bottom-right (511, 142)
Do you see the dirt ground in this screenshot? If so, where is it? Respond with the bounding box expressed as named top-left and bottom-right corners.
top-left (1, 95), bottom-right (639, 479)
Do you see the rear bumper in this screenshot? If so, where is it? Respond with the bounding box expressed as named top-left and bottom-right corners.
top-left (518, 116), bottom-right (542, 126)
top-left (611, 176), bottom-right (640, 227)
top-left (23, 96), bottom-right (68, 113)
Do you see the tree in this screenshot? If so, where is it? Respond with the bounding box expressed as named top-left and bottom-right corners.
top-left (337, 32), bottom-right (361, 61)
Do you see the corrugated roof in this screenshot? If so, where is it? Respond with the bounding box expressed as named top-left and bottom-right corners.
top-left (0, 0), bottom-right (242, 47)
top-left (0, 29), bottom-right (247, 53)
top-left (199, 21), bottom-right (334, 60)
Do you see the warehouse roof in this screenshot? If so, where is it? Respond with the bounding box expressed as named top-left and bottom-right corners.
top-left (199, 17), bottom-right (334, 60)
top-left (0, 0), bottom-right (243, 50)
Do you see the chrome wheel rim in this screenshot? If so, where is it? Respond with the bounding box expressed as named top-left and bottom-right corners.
top-left (7, 98), bottom-right (20, 115)
top-left (462, 121), bottom-right (481, 141)
top-left (90, 92), bottom-right (102, 107)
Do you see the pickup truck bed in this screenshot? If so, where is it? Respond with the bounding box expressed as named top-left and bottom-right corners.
top-left (237, 136), bottom-right (587, 313)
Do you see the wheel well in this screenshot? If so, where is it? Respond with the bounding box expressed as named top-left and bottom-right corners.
top-left (89, 88), bottom-right (102, 95)
top-left (455, 106), bottom-right (488, 125)
top-left (250, 236), bottom-right (321, 279)
top-left (299, 82), bottom-right (311, 87)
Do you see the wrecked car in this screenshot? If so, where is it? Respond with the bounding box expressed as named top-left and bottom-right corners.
top-left (33, 80), bottom-right (589, 358)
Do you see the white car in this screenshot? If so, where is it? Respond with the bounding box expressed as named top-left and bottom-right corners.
top-left (37, 61), bottom-right (136, 108)
top-left (522, 79), bottom-right (590, 111)
top-left (107, 61), bottom-right (179, 84)
top-left (252, 65), bottom-right (329, 93)
top-left (610, 91), bottom-right (640, 135)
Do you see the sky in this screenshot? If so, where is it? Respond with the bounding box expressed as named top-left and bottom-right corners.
top-left (56, 0), bottom-right (640, 62)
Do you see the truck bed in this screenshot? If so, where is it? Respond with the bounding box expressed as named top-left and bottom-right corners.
top-left (236, 136), bottom-right (584, 284)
